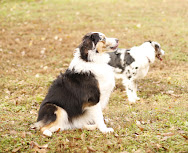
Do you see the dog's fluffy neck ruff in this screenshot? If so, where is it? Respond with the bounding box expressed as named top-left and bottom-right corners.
top-left (69, 48), bottom-right (115, 110)
top-left (69, 48), bottom-right (111, 73)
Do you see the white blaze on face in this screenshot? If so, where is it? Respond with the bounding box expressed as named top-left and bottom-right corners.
top-left (105, 38), bottom-right (119, 50)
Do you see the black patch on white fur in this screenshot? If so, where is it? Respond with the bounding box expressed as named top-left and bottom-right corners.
top-left (78, 33), bottom-right (101, 62)
top-left (124, 51), bottom-right (135, 66)
top-left (107, 49), bottom-right (135, 72)
top-left (37, 69), bottom-right (100, 123)
top-left (107, 51), bottom-right (124, 72)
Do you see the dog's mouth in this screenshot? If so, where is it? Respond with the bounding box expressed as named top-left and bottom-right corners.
top-left (110, 43), bottom-right (119, 50)
top-left (156, 54), bottom-right (163, 61)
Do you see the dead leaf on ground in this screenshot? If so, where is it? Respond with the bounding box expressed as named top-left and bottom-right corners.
top-left (12, 146), bottom-right (21, 153)
top-left (114, 133), bottom-right (119, 137)
top-left (125, 117), bottom-right (130, 122)
top-left (30, 141), bottom-right (48, 153)
top-left (10, 130), bottom-right (17, 135)
top-left (87, 146), bottom-right (96, 152)
top-left (156, 144), bottom-right (162, 149)
top-left (138, 126), bottom-right (145, 131)
top-left (81, 133), bottom-right (85, 141)
top-left (161, 136), bottom-right (170, 141)
top-left (161, 132), bottom-right (174, 136)
top-left (180, 134), bottom-right (188, 140)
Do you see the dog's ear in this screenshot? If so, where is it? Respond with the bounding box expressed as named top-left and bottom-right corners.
top-left (90, 33), bottom-right (100, 45)
top-left (79, 33), bottom-right (94, 61)
top-left (154, 43), bottom-right (160, 53)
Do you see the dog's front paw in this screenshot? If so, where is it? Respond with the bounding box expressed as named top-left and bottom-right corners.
top-left (135, 97), bottom-right (140, 101)
top-left (128, 98), bottom-right (136, 103)
top-left (101, 128), bottom-right (114, 133)
top-left (83, 124), bottom-right (97, 130)
top-left (43, 130), bottom-right (52, 137)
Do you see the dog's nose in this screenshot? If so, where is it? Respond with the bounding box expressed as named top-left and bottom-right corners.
top-left (128, 76), bottom-right (132, 79)
top-left (115, 39), bottom-right (119, 43)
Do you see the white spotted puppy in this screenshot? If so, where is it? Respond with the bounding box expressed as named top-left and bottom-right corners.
top-left (107, 41), bottom-right (165, 103)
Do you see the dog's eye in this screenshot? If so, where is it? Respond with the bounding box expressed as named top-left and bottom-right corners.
top-left (135, 67), bottom-right (138, 69)
top-left (100, 37), bottom-right (105, 42)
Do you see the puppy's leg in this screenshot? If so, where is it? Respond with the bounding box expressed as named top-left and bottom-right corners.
top-left (132, 81), bottom-right (140, 101)
top-left (36, 105), bottom-right (68, 137)
top-left (123, 79), bottom-right (136, 103)
top-left (88, 103), bottom-right (114, 133)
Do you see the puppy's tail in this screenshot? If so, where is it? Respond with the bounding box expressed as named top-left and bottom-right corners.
top-left (30, 121), bottom-right (44, 130)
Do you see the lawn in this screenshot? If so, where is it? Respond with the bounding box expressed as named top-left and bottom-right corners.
top-left (0, 0), bottom-right (188, 152)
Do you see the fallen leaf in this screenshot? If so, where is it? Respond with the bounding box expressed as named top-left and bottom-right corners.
top-left (125, 117), bottom-right (130, 122)
top-left (166, 90), bottom-right (174, 94)
top-left (138, 126), bottom-right (145, 131)
top-left (12, 146), bottom-right (21, 153)
top-left (161, 132), bottom-right (174, 136)
top-left (180, 134), bottom-right (188, 140)
top-left (161, 136), bottom-right (169, 141)
top-left (156, 144), bottom-right (162, 149)
top-left (114, 133), bottom-right (119, 137)
top-left (30, 141), bottom-right (48, 153)
top-left (81, 133), bottom-right (85, 141)
top-left (55, 128), bottom-right (60, 133)
top-left (21, 131), bottom-right (26, 138)
top-left (87, 146), bottom-right (96, 152)
top-left (10, 130), bottom-right (17, 135)
top-left (178, 130), bottom-right (185, 134)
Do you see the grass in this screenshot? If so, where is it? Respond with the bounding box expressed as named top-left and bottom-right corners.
top-left (0, 0), bottom-right (188, 152)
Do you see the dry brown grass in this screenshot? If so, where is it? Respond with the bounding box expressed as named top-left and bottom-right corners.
top-left (0, 0), bottom-right (188, 152)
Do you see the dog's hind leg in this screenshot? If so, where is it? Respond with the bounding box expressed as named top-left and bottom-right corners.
top-left (33, 104), bottom-right (68, 137)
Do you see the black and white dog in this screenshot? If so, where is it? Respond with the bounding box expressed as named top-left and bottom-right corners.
top-left (107, 41), bottom-right (165, 103)
top-left (31, 32), bottom-right (119, 136)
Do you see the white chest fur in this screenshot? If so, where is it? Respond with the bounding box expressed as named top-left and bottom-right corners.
top-left (69, 50), bottom-right (115, 110)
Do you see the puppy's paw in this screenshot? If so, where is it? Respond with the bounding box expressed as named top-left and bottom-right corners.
top-left (43, 130), bottom-right (52, 137)
top-left (128, 98), bottom-right (136, 103)
top-left (101, 128), bottom-right (114, 134)
top-left (135, 97), bottom-right (140, 101)
top-left (83, 124), bottom-right (97, 130)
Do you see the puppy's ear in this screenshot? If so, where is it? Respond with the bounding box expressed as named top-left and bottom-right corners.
top-left (79, 34), bottom-right (93, 62)
top-left (90, 33), bottom-right (100, 45)
top-left (154, 44), bottom-right (160, 52)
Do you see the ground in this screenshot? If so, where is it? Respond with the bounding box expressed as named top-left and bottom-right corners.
top-left (0, 0), bottom-right (188, 152)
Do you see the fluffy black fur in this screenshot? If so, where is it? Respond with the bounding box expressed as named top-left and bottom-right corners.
top-left (37, 33), bottom-right (103, 124)
top-left (78, 33), bottom-right (101, 62)
top-left (37, 69), bottom-right (100, 124)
